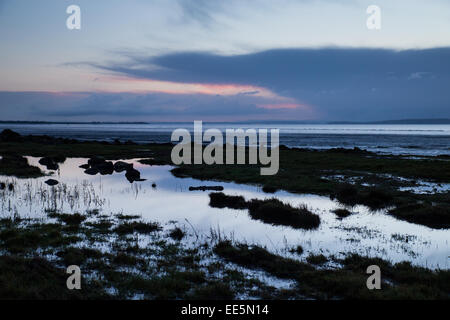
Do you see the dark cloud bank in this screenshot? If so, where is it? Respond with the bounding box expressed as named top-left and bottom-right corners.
top-left (2, 47), bottom-right (450, 121)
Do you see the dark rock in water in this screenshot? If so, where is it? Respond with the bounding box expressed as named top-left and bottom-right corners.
top-left (333, 208), bottom-right (352, 219)
top-left (84, 167), bottom-right (99, 175)
top-left (83, 158), bottom-right (114, 175)
top-left (39, 156), bottom-right (65, 170)
top-left (152, 183), bottom-right (157, 188)
top-left (39, 157), bottom-right (59, 170)
top-left (114, 161), bottom-right (133, 173)
top-left (189, 186), bottom-right (224, 192)
top-left (125, 168), bottom-right (144, 183)
top-left (97, 161), bottom-right (114, 175)
top-left (8, 183), bottom-right (14, 191)
top-left (262, 185), bottom-right (277, 193)
top-left (45, 179), bottom-right (59, 186)
top-left (52, 156), bottom-right (66, 164)
top-left (46, 163), bottom-right (59, 171)
top-left (0, 182), bottom-right (5, 190)
top-left (0, 129), bottom-right (22, 142)
top-left (88, 157), bottom-right (105, 167)
top-left (38, 157), bottom-right (53, 166)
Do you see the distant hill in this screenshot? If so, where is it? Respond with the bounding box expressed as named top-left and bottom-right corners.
top-left (1, 119), bottom-right (450, 125)
top-left (328, 119), bottom-right (450, 125)
top-left (0, 121), bottom-right (149, 125)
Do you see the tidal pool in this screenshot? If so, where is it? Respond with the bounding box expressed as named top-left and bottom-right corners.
top-left (0, 157), bottom-right (448, 269)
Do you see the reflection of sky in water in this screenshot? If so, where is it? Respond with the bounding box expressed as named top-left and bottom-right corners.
top-left (0, 157), bottom-right (448, 270)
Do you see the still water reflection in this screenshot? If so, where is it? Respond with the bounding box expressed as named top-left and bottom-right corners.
top-left (0, 157), bottom-right (448, 269)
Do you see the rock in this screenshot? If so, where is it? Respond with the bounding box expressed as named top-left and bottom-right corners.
top-left (0, 182), bottom-right (5, 190)
top-left (38, 158), bottom-right (50, 166)
top-left (52, 156), bottom-right (66, 164)
top-left (189, 186), bottom-right (224, 191)
top-left (45, 179), bottom-right (59, 186)
top-left (8, 183), bottom-right (14, 191)
top-left (0, 129), bottom-right (22, 142)
top-left (262, 185), bottom-right (277, 193)
top-left (84, 167), bottom-right (99, 175)
top-left (97, 161), bottom-right (114, 175)
top-left (46, 163), bottom-right (59, 170)
top-left (40, 156), bottom-right (65, 164)
top-left (39, 157), bottom-right (59, 170)
top-left (114, 161), bottom-right (133, 173)
top-left (83, 158), bottom-right (114, 175)
top-left (125, 168), bottom-right (145, 183)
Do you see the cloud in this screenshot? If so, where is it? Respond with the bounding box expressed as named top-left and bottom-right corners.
top-left (176, 0), bottom-right (222, 26)
top-left (3, 48), bottom-right (450, 122)
top-left (408, 72), bottom-right (433, 80)
top-left (0, 91), bottom-right (317, 121)
top-left (88, 47), bottom-right (450, 121)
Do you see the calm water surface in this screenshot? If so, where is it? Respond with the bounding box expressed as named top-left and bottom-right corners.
top-left (1, 123), bottom-right (450, 156)
top-left (0, 157), bottom-right (448, 269)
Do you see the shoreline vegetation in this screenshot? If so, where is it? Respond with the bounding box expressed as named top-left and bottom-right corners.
top-left (2, 118), bottom-right (450, 124)
top-left (0, 129), bottom-right (449, 299)
top-left (1, 128), bottom-right (450, 228)
top-left (209, 192), bottom-right (321, 230)
top-left (1, 210), bottom-right (448, 300)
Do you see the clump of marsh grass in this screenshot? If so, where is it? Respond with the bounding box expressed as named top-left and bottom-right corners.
top-left (209, 193), bottom-right (320, 229)
top-left (114, 221), bottom-right (162, 235)
top-left (247, 199), bottom-right (320, 230)
top-left (169, 227), bottom-right (185, 241)
top-left (306, 253), bottom-right (328, 265)
top-left (47, 211), bottom-right (86, 226)
top-left (389, 203), bottom-right (450, 229)
top-left (334, 184), bottom-right (393, 209)
top-left (289, 245), bottom-right (304, 255)
top-left (209, 192), bottom-right (247, 209)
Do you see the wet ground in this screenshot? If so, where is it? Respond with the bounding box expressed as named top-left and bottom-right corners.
top-left (0, 157), bottom-right (448, 269)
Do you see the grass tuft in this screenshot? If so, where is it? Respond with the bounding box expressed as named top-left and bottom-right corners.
top-left (114, 221), bottom-right (162, 235)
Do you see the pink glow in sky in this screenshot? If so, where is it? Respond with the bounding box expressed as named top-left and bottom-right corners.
top-left (95, 76), bottom-right (279, 98)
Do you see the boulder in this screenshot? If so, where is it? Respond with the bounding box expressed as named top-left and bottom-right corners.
top-left (84, 167), bottom-right (99, 175)
top-left (46, 162), bottom-right (59, 170)
top-left (114, 161), bottom-right (133, 173)
top-left (38, 157), bottom-right (52, 166)
top-left (0, 129), bottom-right (22, 142)
top-left (125, 168), bottom-right (145, 183)
top-left (79, 164), bottom-right (90, 169)
top-left (45, 179), bottom-right (59, 186)
top-left (98, 161), bottom-right (114, 175)
top-left (39, 157), bottom-right (59, 171)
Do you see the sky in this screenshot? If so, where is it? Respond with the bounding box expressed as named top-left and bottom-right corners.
top-left (0, 0), bottom-right (450, 122)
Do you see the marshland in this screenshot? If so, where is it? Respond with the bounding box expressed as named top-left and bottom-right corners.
top-left (0, 129), bottom-right (449, 299)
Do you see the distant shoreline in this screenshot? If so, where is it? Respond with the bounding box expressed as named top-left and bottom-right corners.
top-left (1, 119), bottom-right (450, 125)
top-left (328, 119), bottom-right (450, 125)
